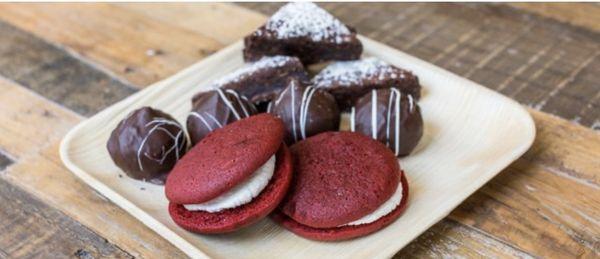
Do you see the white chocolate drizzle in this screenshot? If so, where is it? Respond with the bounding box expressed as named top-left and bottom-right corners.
top-left (283, 82), bottom-right (318, 142)
top-left (351, 88), bottom-right (411, 156)
top-left (136, 118), bottom-right (186, 172)
top-left (189, 89), bottom-right (250, 133)
top-left (299, 86), bottom-right (317, 140)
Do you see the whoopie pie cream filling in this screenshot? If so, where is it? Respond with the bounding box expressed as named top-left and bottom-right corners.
top-left (183, 155), bottom-right (276, 213)
top-left (341, 179), bottom-right (403, 226)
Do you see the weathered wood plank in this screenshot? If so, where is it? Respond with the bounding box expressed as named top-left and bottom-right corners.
top-left (3, 142), bottom-right (188, 259)
top-left (0, 178), bottom-right (132, 258)
top-left (396, 219), bottom-right (534, 258)
top-left (0, 77), bottom-right (81, 159)
top-left (0, 3), bottom-right (223, 87)
top-left (0, 20), bottom-right (136, 116)
top-left (115, 3), bottom-right (265, 45)
top-left (509, 3), bottom-right (600, 32)
top-left (240, 3), bottom-right (600, 129)
top-left (0, 78), bottom-right (186, 258)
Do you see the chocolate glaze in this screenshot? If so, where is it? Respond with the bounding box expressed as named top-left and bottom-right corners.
top-left (107, 107), bottom-right (188, 184)
top-left (187, 89), bottom-right (257, 145)
top-left (351, 88), bottom-right (423, 157)
top-left (269, 78), bottom-right (340, 144)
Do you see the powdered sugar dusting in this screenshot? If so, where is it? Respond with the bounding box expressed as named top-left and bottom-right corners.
top-left (312, 57), bottom-right (408, 88)
top-left (263, 2), bottom-right (352, 43)
top-left (212, 56), bottom-right (295, 87)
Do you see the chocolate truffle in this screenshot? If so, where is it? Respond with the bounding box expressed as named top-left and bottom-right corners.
top-left (243, 2), bottom-right (362, 65)
top-left (268, 78), bottom-right (340, 144)
top-left (350, 88), bottom-right (423, 157)
top-left (216, 55), bottom-right (309, 108)
top-left (187, 88), bottom-right (257, 145)
top-left (312, 57), bottom-right (421, 110)
top-left (107, 107), bottom-right (188, 184)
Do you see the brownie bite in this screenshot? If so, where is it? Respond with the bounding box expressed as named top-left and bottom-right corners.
top-left (243, 2), bottom-right (362, 65)
top-left (312, 57), bottom-right (422, 110)
top-left (216, 55), bottom-right (309, 108)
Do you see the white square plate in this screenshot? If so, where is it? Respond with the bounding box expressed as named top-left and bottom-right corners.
top-left (60, 37), bottom-right (535, 258)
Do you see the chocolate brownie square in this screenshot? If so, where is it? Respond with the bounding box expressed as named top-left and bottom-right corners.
top-left (243, 2), bottom-right (362, 65)
top-left (312, 57), bottom-right (422, 110)
top-left (212, 56), bottom-right (309, 109)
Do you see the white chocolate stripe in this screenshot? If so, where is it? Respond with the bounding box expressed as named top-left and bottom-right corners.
top-left (137, 118), bottom-right (185, 172)
top-left (394, 89), bottom-right (401, 156)
top-left (299, 86), bottom-right (317, 140)
top-left (290, 81), bottom-right (298, 142)
top-left (350, 106), bottom-right (356, 132)
top-left (215, 88), bottom-right (241, 120)
top-left (189, 112), bottom-right (213, 131)
top-left (371, 89), bottom-right (377, 139)
top-left (225, 89), bottom-right (250, 118)
top-left (205, 112), bottom-right (223, 128)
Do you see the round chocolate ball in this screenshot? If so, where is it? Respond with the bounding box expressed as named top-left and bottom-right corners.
top-left (268, 78), bottom-right (340, 144)
top-left (107, 107), bottom-right (188, 184)
top-left (187, 88), bottom-right (257, 145)
top-left (350, 88), bottom-right (423, 157)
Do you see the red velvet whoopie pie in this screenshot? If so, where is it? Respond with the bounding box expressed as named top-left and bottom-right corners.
top-left (165, 113), bottom-right (293, 234)
top-left (272, 131), bottom-right (409, 241)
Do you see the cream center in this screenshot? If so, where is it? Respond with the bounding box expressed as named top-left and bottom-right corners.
top-left (342, 180), bottom-right (403, 226)
top-left (183, 155), bottom-right (276, 213)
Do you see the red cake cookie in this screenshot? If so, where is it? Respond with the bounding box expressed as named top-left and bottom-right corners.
top-left (275, 131), bottom-right (409, 240)
top-left (165, 114), bottom-right (293, 233)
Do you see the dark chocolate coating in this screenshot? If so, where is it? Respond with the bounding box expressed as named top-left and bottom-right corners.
top-left (244, 26), bottom-right (362, 65)
top-left (107, 107), bottom-right (188, 184)
top-left (187, 89), bottom-right (257, 145)
top-left (269, 78), bottom-right (340, 144)
top-left (219, 56), bottom-right (309, 107)
top-left (351, 88), bottom-right (423, 157)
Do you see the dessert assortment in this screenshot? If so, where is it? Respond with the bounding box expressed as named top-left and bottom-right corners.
top-left (106, 2), bottom-right (424, 241)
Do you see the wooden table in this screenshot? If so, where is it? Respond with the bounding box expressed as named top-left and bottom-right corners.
top-left (0, 3), bottom-right (597, 258)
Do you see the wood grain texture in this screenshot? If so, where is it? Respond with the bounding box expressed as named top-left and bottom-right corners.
top-left (0, 20), bottom-right (136, 116)
top-left (0, 178), bottom-right (133, 258)
top-left (0, 3), bottom-right (222, 87)
top-left (509, 3), bottom-right (600, 32)
top-left (0, 77), bottom-right (186, 258)
top-left (241, 3), bottom-right (600, 130)
top-left (115, 3), bottom-right (266, 45)
top-left (0, 77), bottom-right (82, 159)
top-left (3, 141), bottom-right (188, 259)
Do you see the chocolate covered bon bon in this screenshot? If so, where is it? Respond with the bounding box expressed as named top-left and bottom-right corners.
top-left (187, 88), bottom-right (257, 145)
top-left (107, 107), bottom-right (188, 184)
top-left (350, 88), bottom-right (423, 157)
top-left (268, 78), bottom-right (340, 144)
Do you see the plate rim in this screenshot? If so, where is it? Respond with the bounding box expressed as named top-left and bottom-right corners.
top-left (59, 37), bottom-right (536, 259)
